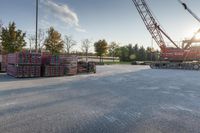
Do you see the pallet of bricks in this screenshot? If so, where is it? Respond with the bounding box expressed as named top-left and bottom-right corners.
top-left (41, 53), bottom-right (64, 77)
top-left (41, 53), bottom-right (78, 77)
top-left (61, 55), bottom-right (78, 76)
top-left (7, 51), bottom-right (41, 78)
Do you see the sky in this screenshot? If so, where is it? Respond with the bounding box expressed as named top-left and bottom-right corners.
top-left (0, 0), bottom-right (200, 51)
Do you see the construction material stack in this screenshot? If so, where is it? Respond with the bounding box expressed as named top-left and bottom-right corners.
top-left (61, 56), bottom-right (78, 76)
top-left (41, 54), bottom-right (78, 77)
top-left (78, 61), bottom-right (96, 73)
top-left (41, 54), bottom-right (64, 77)
top-left (6, 51), bottom-right (41, 78)
top-left (1, 55), bottom-right (8, 72)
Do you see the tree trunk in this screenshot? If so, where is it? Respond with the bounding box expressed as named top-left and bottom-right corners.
top-left (86, 52), bottom-right (88, 62)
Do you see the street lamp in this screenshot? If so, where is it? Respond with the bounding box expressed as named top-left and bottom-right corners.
top-left (36, 0), bottom-right (38, 53)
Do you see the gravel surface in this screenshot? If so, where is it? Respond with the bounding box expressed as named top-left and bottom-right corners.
top-left (0, 65), bottom-right (200, 133)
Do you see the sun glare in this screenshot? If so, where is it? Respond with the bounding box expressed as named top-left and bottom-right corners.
top-left (195, 32), bottom-right (200, 40)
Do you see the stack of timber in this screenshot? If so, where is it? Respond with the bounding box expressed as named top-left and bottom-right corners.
top-left (7, 52), bottom-right (41, 78)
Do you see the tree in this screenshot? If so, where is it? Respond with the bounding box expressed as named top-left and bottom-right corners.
top-left (81, 39), bottom-right (91, 62)
top-left (28, 34), bottom-right (35, 53)
top-left (108, 42), bottom-right (119, 62)
top-left (0, 20), bottom-right (3, 54)
top-left (94, 39), bottom-right (108, 63)
top-left (44, 27), bottom-right (64, 55)
top-left (37, 29), bottom-right (46, 52)
top-left (1, 22), bottom-right (26, 53)
top-left (119, 46), bottom-right (129, 62)
top-left (138, 46), bottom-right (147, 61)
top-left (64, 35), bottom-right (76, 54)
top-left (28, 29), bottom-right (46, 53)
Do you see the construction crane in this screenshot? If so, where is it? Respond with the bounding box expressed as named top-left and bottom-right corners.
top-left (178, 0), bottom-right (200, 49)
top-left (178, 0), bottom-right (200, 23)
top-left (132, 0), bottom-right (200, 70)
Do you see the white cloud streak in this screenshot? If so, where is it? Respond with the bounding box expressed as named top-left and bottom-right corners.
top-left (41, 0), bottom-right (86, 32)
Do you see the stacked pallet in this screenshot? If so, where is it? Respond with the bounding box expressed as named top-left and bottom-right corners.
top-left (6, 52), bottom-right (41, 78)
top-left (41, 55), bottom-right (64, 77)
top-left (42, 65), bottom-right (64, 77)
top-left (78, 61), bottom-right (96, 73)
top-left (1, 55), bottom-right (8, 72)
top-left (78, 61), bottom-right (88, 73)
top-left (0, 55), bottom-right (7, 72)
top-left (88, 62), bottom-right (96, 73)
top-left (61, 56), bottom-right (78, 76)
top-left (41, 55), bottom-right (78, 77)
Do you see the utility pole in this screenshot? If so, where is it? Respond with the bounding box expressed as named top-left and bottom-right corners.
top-left (36, 0), bottom-right (38, 53)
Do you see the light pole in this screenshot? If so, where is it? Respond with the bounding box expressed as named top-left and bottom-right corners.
top-left (36, 0), bottom-right (38, 53)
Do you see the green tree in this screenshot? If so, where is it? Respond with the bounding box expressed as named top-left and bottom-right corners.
top-left (108, 42), bottom-right (119, 62)
top-left (44, 27), bottom-right (64, 55)
top-left (1, 22), bottom-right (26, 53)
top-left (138, 46), bottom-right (147, 61)
top-left (94, 39), bottom-right (108, 62)
top-left (0, 20), bottom-right (3, 54)
top-left (119, 46), bottom-right (129, 62)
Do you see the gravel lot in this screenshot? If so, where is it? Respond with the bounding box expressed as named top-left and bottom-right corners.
top-left (0, 65), bottom-right (200, 133)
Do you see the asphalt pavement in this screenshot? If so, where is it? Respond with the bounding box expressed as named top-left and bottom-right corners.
top-left (0, 65), bottom-right (200, 133)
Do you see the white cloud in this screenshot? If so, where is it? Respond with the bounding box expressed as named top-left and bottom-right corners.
top-left (41, 0), bottom-right (86, 32)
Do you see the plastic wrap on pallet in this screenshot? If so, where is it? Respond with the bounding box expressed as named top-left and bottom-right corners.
top-left (7, 52), bottom-right (41, 65)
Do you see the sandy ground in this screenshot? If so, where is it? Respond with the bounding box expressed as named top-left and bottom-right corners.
top-left (0, 65), bottom-right (200, 133)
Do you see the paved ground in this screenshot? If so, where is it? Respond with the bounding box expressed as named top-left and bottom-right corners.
top-left (0, 65), bottom-right (200, 133)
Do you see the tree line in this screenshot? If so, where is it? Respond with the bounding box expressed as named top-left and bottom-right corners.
top-left (0, 21), bottom-right (160, 62)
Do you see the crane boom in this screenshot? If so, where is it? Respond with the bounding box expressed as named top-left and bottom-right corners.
top-left (131, 0), bottom-right (180, 51)
top-left (178, 0), bottom-right (200, 23)
top-left (178, 0), bottom-right (200, 49)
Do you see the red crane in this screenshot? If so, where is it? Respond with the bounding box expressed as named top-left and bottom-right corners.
top-left (132, 0), bottom-right (200, 69)
top-left (178, 0), bottom-right (200, 49)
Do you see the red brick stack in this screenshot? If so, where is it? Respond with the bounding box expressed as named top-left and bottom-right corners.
top-left (6, 52), bottom-right (41, 78)
top-left (41, 54), bottom-right (78, 77)
top-left (41, 54), bottom-right (64, 77)
top-left (61, 56), bottom-right (78, 76)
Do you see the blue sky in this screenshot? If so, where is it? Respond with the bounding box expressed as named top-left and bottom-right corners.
top-left (0, 0), bottom-right (200, 51)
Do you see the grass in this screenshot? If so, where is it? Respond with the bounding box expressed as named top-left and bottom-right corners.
top-left (104, 61), bottom-right (131, 65)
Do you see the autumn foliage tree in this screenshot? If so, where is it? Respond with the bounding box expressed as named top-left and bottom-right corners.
top-left (1, 22), bottom-right (26, 53)
top-left (44, 27), bottom-right (64, 55)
